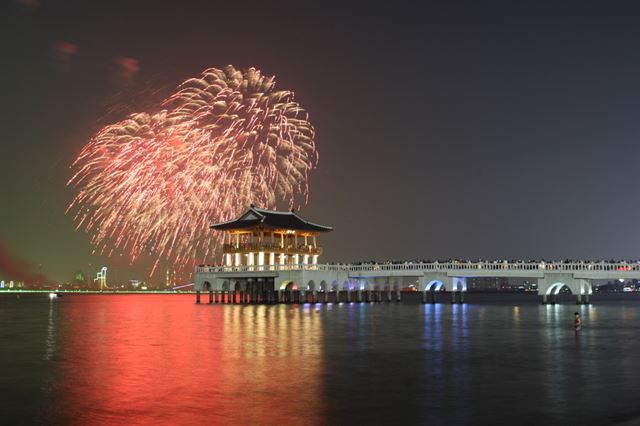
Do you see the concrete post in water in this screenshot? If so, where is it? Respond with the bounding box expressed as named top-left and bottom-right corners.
top-left (459, 290), bottom-right (464, 304)
top-left (312, 290), bottom-right (318, 303)
top-left (396, 289), bottom-right (401, 303)
top-left (209, 291), bottom-right (213, 304)
top-left (584, 293), bottom-right (590, 304)
top-left (576, 293), bottom-right (582, 305)
top-left (541, 294), bottom-right (547, 304)
top-left (356, 290), bottom-right (362, 303)
top-left (432, 291), bottom-right (437, 304)
top-left (346, 290), bottom-right (351, 303)
top-left (422, 291), bottom-right (427, 304)
top-left (324, 290), bottom-right (329, 303)
top-left (387, 290), bottom-right (391, 303)
top-left (451, 291), bottom-right (456, 304)
top-left (196, 291), bottom-right (201, 304)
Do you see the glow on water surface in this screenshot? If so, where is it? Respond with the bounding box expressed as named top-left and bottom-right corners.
top-left (2, 295), bottom-right (640, 425)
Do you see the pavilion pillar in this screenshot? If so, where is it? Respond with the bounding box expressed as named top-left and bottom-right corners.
top-left (196, 291), bottom-right (201, 304)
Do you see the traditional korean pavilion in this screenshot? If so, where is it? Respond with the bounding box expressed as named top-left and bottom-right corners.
top-left (211, 205), bottom-right (333, 267)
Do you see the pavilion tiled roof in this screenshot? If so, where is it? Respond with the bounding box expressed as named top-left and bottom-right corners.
top-left (211, 206), bottom-right (333, 233)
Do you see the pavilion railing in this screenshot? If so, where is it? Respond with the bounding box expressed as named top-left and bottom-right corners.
top-left (221, 243), bottom-right (322, 255)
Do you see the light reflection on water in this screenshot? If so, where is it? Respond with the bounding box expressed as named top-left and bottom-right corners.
top-left (2, 295), bottom-right (640, 425)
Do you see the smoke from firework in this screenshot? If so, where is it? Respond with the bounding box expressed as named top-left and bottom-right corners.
top-left (67, 65), bottom-right (317, 274)
top-left (0, 238), bottom-right (49, 285)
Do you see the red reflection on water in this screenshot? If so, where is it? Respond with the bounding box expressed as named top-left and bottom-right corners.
top-left (56, 296), bottom-right (325, 425)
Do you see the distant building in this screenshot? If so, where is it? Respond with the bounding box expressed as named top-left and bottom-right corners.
top-left (467, 277), bottom-right (509, 291)
top-left (94, 267), bottom-right (108, 290)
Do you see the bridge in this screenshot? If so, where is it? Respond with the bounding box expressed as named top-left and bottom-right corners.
top-left (194, 261), bottom-right (640, 304)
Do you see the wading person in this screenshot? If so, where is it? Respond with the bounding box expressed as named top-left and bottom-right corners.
top-left (574, 312), bottom-right (582, 331)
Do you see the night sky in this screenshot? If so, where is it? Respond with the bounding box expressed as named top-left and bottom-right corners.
top-left (3, 0), bottom-right (640, 284)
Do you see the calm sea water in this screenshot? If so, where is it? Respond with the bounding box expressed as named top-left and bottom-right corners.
top-left (2, 294), bottom-right (640, 426)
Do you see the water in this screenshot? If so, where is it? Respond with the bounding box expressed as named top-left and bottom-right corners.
top-left (2, 295), bottom-right (640, 425)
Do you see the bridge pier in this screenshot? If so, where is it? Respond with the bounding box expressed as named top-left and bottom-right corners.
top-left (209, 291), bottom-right (213, 304)
top-left (195, 290), bottom-right (201, 304)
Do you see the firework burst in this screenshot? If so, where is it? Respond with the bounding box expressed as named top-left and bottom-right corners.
top-left (68, 65), bottom-right (317, 273)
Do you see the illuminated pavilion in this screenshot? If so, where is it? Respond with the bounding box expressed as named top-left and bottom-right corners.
top-left (211, 205), bottom-right (333, 267)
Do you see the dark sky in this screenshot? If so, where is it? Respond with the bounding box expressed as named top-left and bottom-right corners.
top-left (3, 0), bottom-right (640, 284)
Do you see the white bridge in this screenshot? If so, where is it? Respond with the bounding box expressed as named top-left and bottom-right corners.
top-left (194, 261), bottom-right (640, 304)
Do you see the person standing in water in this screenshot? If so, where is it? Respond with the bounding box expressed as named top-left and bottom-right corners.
top-left (574, 312), bottom-right (582, 331)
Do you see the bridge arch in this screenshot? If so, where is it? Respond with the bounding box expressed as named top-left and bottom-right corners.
top-left (307, 280), bottom-right (317, 291)
top-left (425, 280), bottom-right (445, 292)
top-left (319, 280), bottom-right (328, 291)
top-left (221, 280), bottom-right (230, 291)
top-left (279, 280), bottom-right (298, 291)
top-left (579, 280), bottom-right (593, 295)
top-left (546, 282), bottom-right (572, 295)
top-left (203, 281), bottom-right (212, 291)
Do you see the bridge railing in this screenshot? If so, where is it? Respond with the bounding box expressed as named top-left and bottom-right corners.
top-left (195, 261), bottom-right (640, 274)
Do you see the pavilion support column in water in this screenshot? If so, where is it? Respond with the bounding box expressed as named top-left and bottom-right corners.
top-left (196, 291), bottom-right (201, 304)
top-left (387, 290), bottom-right (391, 303)
top-left (209, 291), bottom-right (213, 304)
top-left (459, 290), bottom-right (464, 304)
top-left (584, 293), bottom-right (590, 304)
top-left (451, 291), bottom-right (456, 304)
top-left (357, 290), bottom-right (362, 303)
top-left (576, 293), bottom-right (583, 305)
top-left (324, 290), bottom-right (329, 303)
top-left (396, 289), bottom-right (401, 302)
top-left (346, 290), bottom-right (351, 303)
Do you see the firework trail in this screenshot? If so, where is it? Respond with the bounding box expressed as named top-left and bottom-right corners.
top-left (68, 65), bottom-right (317, 274)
